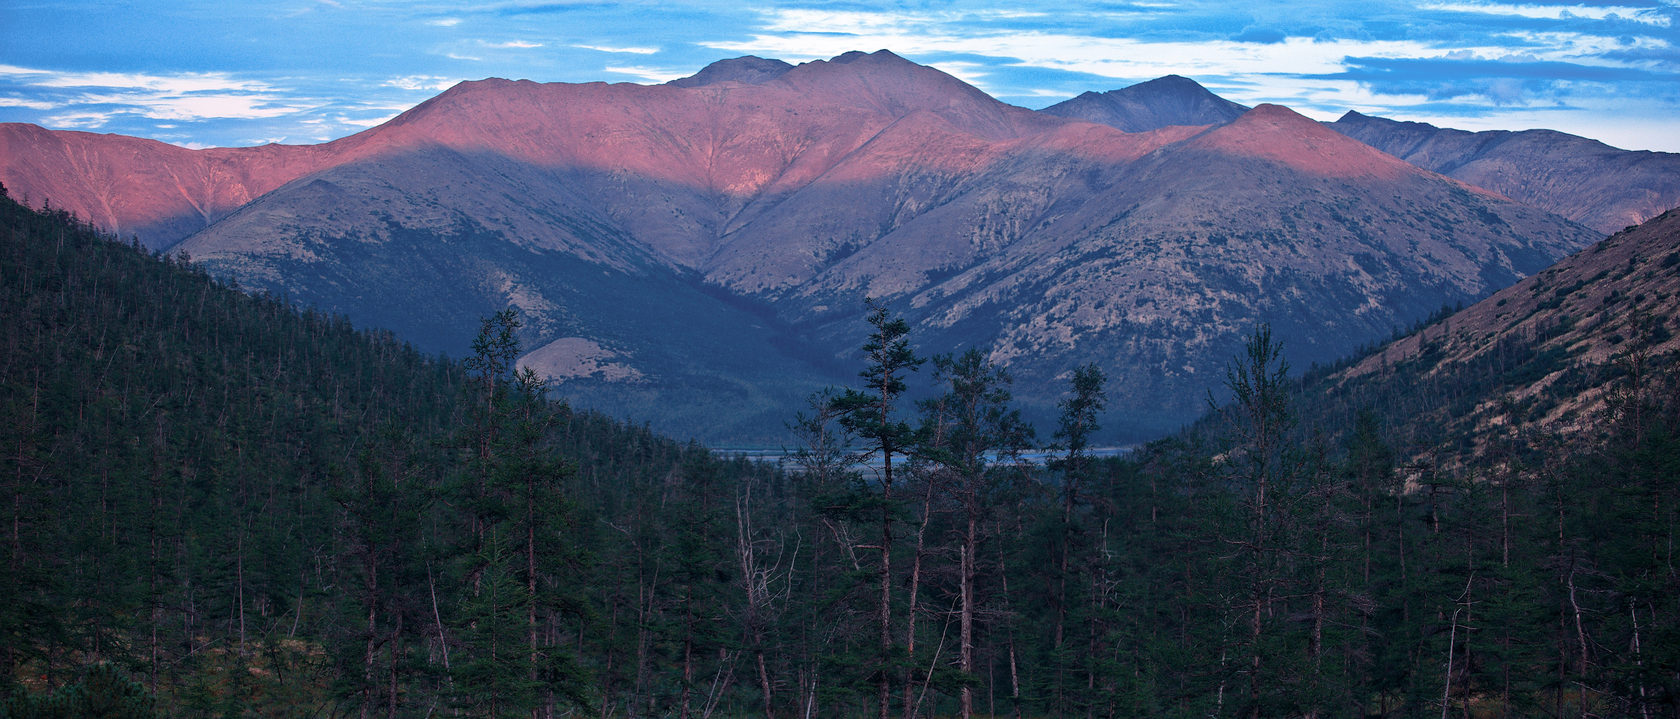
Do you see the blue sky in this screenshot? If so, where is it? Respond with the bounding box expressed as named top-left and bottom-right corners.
top-left (2, 0), bottom-right (1676, 151)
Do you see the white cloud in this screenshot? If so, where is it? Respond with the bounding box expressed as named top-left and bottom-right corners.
top-left (602, 65), bottom-right (689, 83)
top-left (40, 111), bottom-right (114, 129)
top-left (446, 53), bottom-right (483, 61)
top-left (576, 44), bottom-right (660, 55)
top-left (709, 31), bottom-right (1461, 81)
top-left (486, 40), bottom-right (543, 49)
top-left (0, 65), bottom-right (310, 123)
top-left (750, 7), bottom-right (1135, 38)
top-left (29, 69), bottom-right (264, 94)
top-left (708, 4), bottom-right (1670, 121)
top-left (1219, 76), bottom-right (1433, 111)
top-left (0, 97), bottom-right (57, 110)
top-left (72, 91), bottom-right (307, 121)
top-left (1493, 30), bottom-right (1672, 63)
top-left (758, 8), bottom-right (927, 36)
top-left (428, 17), bottom-right (462, 27)
top-left (929, 61), bottom-right (992, 88)
top-left (384, 75), bottom-right (462, 91)
top-left (1423, 2), bottom-right (1672, 26)
top-left (0, 64), bottom-right (52, 77)
top-left (317, 114), bottom-right (397, 130)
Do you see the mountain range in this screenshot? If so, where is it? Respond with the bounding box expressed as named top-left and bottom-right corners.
top-left (1329, 111), bottom-right (1680, 234)
top-left (3, 49), bottom-right (1671, 443)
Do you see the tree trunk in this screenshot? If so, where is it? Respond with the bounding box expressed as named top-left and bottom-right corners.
top-left (387, 617), bottom-right (402, 719)
top-left (903, 475), bottom-right (934, 719)
top-left (757, 649), bottom-right (775, 719)
top-left (960, 512), bottom-right (976, 719)
top-left (528, 479), bottom-right (541, 719)
top-left (997, 522), bottom-right (1022, 719)
top-left (878, 444), bottom-right (894, 719)
top-left (363, 582), bottom-right (377, 719)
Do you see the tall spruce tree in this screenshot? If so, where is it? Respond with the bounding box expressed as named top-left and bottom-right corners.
top-left (1046, 363), bottom-right (1105, 715)
top-left (1212, 324), bottom-right (1299, 719)
top-left (917, 349), bottom-right (1033, 719)
top-left (831, 299), bottom-right (923, 719)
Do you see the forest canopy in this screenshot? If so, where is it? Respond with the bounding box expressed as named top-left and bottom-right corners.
top-left (3, 186), bottom-right (1679, 718)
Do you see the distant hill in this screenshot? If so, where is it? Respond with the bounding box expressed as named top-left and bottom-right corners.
top-left (1330, 111), bottom-right (1680, 233)
top-left (667, 55), bottom-right (794, 87)
top-left (1040, 74), bottom-right (1248, 131)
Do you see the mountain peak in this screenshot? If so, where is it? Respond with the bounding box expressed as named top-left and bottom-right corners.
top-left (830, 49), bottom-right (907, 65)
top-left (1187, 103), bottom-right (1414, 179)
top-left (756, 50), bottom-right (1052, 139)
top-left (1134, 74), bottom-right (1203, 92)
top-left (1040, 74), bottom-right (1248, 132)
top-left (668, 55), bottom-right (795, 88)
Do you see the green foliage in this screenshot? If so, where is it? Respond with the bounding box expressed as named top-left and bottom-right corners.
top-left (830, 297), bottom-right (924, 468)
top-left (1, 665), bottom-right (156, 719)
top-left (7, 191), bottom-right (1680, 718)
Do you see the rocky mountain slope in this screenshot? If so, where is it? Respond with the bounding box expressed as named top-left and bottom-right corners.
top-left (1310, 206), bottom-right (1680, 464)
top-left (0, 51), bottom-right (1612, 442)
top-left (1330, 111), bottom-right (1680, 234)
top-left (0, 121), bottom-right (371, 250)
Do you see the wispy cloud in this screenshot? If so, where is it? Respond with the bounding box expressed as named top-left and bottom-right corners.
top-left (485, 40), bottom-right (544, 49)
top-left (0, 65), bottom-right (307, 122)
top-left (0, 97), bottom-right (58, 110)
top-left (384, 75), bottom-right (463, 91)
top-left (709, 31), bottom-right (1454, 81)
top-left (76, 92), bottom-right (307, 121)
top-left (39, 111), bottom-right (115, 130)
top-left (0, 64), bottom-right (53, 77)
top-left (29, 69), bottom-right (261, 94)
top-left (1423, 2), bottom-right (1672, 26)
top-left (576, 44), bottom-right (660, 55)
top-left (930, 61), bottom-right (993, 88)
top-left (603, 65), bottom-right (688, 83)
top-left (702, 2), bottom-right (1678, 149)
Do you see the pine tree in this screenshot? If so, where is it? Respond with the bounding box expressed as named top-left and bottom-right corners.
top-left (917, 350), bottom-right (1033, 719)
top-left (830, 299), bottom-right (923, 719)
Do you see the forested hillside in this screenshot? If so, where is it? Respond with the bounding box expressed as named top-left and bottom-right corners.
top-left (0, 186), bottom-right (780, 716)
top-left (4, 185), bottom-right (1678, 718)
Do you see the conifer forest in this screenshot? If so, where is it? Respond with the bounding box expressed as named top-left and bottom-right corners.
top-left (3, 187), bottom-right (1679, 718)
